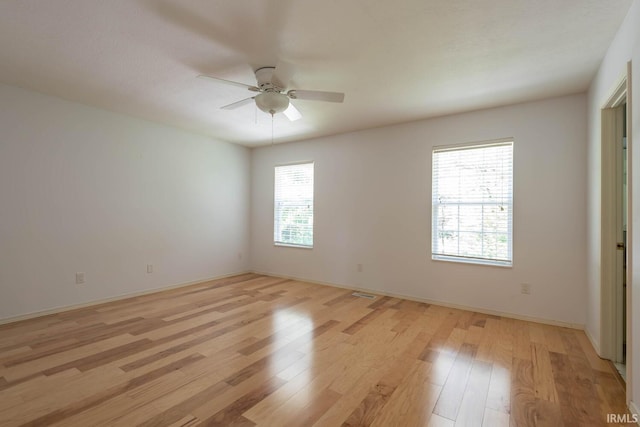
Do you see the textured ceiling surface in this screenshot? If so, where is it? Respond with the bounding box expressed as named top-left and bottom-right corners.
top-left (0, 0), bottom-right (633, 146)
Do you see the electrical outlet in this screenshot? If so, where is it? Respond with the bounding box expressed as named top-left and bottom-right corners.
top-left (147, 264), bottom-right (153, 274)
top-left (521, 283), bottom-right (531, 295)
top-left (238, 252), bottom-right (243, 260)
top-left (357, 264), bottom-right (363, 273)
top-left (75, 272), bottom-right (85, 285)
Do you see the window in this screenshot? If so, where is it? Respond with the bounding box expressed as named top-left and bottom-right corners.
top-left (274, 162), bottom-right (314, 248)
top-left (432, 140), bottom-right (513, 266)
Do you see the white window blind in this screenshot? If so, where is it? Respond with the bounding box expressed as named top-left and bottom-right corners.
top-left (432, 140), bottom-right (513, 266)
top-left (274, 162), bottom-right (314, 248)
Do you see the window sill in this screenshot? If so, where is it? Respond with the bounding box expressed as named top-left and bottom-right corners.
top-left (432, 254), bottom-right (512, 268)
top-left (274, 243), bottom-right (313, 249)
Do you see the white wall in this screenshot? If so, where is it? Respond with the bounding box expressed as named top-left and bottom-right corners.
top-left (251, 94), bottom-right (588, 326)
top-left (587, 0), bottom-right (640, 411)
top-left (0, 83), bottom-right (251, 321)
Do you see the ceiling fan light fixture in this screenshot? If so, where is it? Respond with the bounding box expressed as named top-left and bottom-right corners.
top-left (255, 92), bottom-right (290, 115)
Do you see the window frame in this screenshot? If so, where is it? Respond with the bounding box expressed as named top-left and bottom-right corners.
top-left (273, 161), bottom-right (315, 249)
top-left (431, 139), bottom-right (514, 267)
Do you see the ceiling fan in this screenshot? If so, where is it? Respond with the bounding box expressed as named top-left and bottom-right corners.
top-left (198, 63), bottom-right (345, 121)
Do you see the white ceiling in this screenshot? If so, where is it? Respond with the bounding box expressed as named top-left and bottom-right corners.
top-left (0, 1), bottom-right (633, 147)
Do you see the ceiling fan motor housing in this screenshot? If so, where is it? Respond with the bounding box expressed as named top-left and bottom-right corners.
top-left (255, 67), bottom-right (279, 90)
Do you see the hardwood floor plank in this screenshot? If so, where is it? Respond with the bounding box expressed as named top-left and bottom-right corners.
top-left (593, 369), bottom-right (630, 417)
top-left (427, 327), bottom-right (468, 387)
top-left (42, 338), bottom-right (155, 375)
top-left (429, 413), bottom-right (456, 427)
top-left (167, 414), bottom-right (201, 427)
top-left (200, 376), bottom-right (285, 426)
top-left (433, 342), bottom-right (478, 420)
top-left (55, 373), bottom-right (200, 427)
top-left (137, 381), bottom-right (231, 427)
top-left (512, 320), bottom-right (532, 361)
top-left (238, 318), bottom-right (337, 356)
top-left (317, 323), bottom-right (430, 426)
top-left (340, 381), bottom-right (398, 426)
top-left (0, 274), bottom-right (628, 427)
top-left (454, 310), bottom-right (475, 330)
top-left (147, 364), bottom-right (225, 412)
top-left (482, 407), bottom-right (510, 427)
top-left (2, 333), bottom-right (141, 382)
top-left (575, 331), bottom-right (612, 373)
top-left (342, 308), bottom-right (387, 335)
top-left (370, 359), bottom-right (440, 427)
top-left (454, 360), bottom-right (492, 426)
top-left (223, 348), bottom-right (305, 386)
top-left (548, 351), bottom-right (591, 427)
top-left (266, 326), bottom-right (353, 381)
top-left (532, 398), bottom-right (565, 427)
top-left (559, 331), bottom-right (604, 425)
top-left (18, 354), bottom-right (204, 427)
top-left (1, 366), bottom-right (121, 415)
top-left (0, 371), bottom-right (42, 392)
top-left (485, 317), bottom-right (513, 415)
top-left (473, 320), bottom-right (496, 364)
top-left (510, 357), bottom-right (538, 427)
top-left (143, 309), bottom-right (252, 343)
top-left (528, 323), bottom-right (547, 345)
top-left (245, 319), bottom-right (396, 424)
top-left (541, 325), bottom-right (567, 354)
top-left (418, 308), bottom-right (462, 362)
top-left (119, 334), bottom-right (214, 372)
top-left (366, 295), bottom-right (394, 310)
top-left (1, 317), bottom-right (146, 366)
top-left (248, 278), bottom-right (293, 292)
top-left (485, 361), bottom-right (511, 416)
top-left (323, 290), bottom-right (357, 307)
top-left (285, 387), bottom-right (342, 427)
top-left (531, 342), bottom-right (559, 403)
top-left (339, 331), bottom-right (431, 426)
top-left (318, 315), bottom-right (400, 396)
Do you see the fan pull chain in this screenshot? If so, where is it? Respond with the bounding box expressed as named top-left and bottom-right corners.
top-left (271, 113), bottom-right (274, 145)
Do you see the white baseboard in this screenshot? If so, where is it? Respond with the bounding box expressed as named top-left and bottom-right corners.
top-left (0, 271), bottom-right (251, 325)
top-left (251, 270), bottom-right (585, 330)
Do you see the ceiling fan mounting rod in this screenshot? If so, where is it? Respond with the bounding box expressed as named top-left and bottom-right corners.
top-left (255, 66), bottom-right (282, 92)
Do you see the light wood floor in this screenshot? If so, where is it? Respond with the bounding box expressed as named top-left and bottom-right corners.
top-left (0, 273), bottom-right (633, 426)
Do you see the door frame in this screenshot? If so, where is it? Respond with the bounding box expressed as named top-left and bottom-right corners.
top-left (601, 61), bottom-right (632, 402)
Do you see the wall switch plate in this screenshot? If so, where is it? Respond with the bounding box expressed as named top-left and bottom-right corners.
top-left (75, 272), bottom-right (85, 285)
top-left (521, 283), bottom-right (531, 295)
top-left (357, 264), bottom-right (363, 273)
top-left (147, 264), bottom-right (153, 273)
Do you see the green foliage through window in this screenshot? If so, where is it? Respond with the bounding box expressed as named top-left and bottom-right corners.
top-left (432, 141), bottom-right (513, 266)
top-left (274, 163), bottom-right (314, 247)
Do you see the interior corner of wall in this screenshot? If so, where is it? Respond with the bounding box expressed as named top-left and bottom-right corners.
top-left (585, 326), bottom-right (603, 357)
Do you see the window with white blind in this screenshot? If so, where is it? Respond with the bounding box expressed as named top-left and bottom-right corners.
top-left (432, 140), bottom-right (513, 266)
top-left (274, 162), bottom-right (314, 248)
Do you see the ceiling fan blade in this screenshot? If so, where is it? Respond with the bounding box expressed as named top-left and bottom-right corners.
top-left (288, 89), bottom-right (344, 103)
top-left (271, 60), bottom-right (295, 90)
top-left (220, 97), bottom-right (255, 110)
top-left (283, 103), bottom-right (302, 121)
top-left (198, 74), bottom-right (259, 92)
